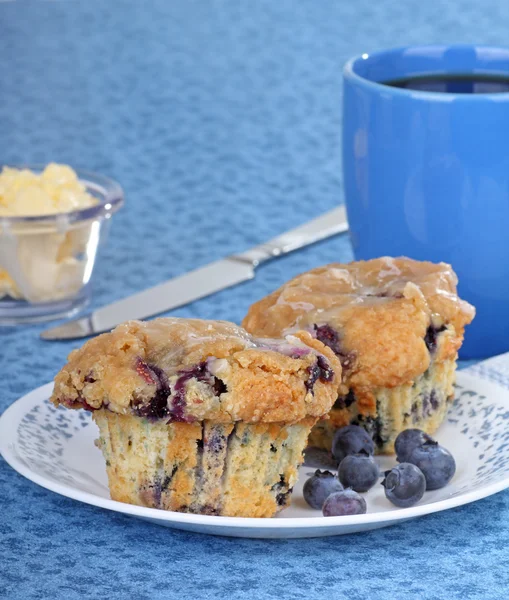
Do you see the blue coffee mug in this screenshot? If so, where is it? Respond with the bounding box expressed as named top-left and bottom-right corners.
top-left (343, 44), bottom-right (509, 359)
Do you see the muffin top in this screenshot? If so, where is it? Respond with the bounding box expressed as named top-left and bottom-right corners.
top-left (243, 258), bottom-right (475, 393)
top-left (51, 317), bottom-right (342, 424)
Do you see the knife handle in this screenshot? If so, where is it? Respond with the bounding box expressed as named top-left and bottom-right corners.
top-left (232, 205), bottom-right (348, 267)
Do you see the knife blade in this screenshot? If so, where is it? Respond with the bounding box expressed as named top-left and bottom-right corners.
top-left (41, 205), bottom-right (348, 340)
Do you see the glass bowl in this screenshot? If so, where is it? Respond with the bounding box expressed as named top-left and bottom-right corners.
top-left (0, 166), bottom-right (124, 324)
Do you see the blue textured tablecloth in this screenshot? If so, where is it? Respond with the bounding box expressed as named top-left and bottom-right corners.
top-left (2, 1), bottom-right (509, 598)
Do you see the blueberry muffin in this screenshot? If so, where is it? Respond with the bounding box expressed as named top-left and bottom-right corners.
top-left (243, 257), bottom-right (475, 454)
top-left (51, 317), bottom-right (341, 517)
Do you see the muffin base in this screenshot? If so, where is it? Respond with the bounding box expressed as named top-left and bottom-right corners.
top-left (93, 411), bottom-right (316, 518)
top-left (307, 358), bottom-right (456, 454)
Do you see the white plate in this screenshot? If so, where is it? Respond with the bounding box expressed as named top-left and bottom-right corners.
top-left (2, 368), bottom-right (509, 538)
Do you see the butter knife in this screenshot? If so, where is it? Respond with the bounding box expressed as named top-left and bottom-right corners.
top-left (41, 206), bottom-right (348, 340)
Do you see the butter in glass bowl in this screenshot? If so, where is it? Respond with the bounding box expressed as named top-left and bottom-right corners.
top-left (0, 164), bottom-right (124, 324)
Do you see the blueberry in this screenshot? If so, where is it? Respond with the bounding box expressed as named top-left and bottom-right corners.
top-left (332, 425), bottom-right (375, 464)
top-left (333, 389), bottom-right (356, 410)
top-left (322, 489), bottom-right (367, 517)
top-left (382, 463), bottom-right (426, 508)
top-left (303, 470), bottom-right (344, 510)
top-left (424, 324), bottom-right (447, 353)
top-left (133, 361), bottom-right (170, 420)
top-left (305, 356), bottom-right (335, 393)
top-left (408, 441), bottom-right (456, 490)
top-left (167, 363), bottom-right (225, 422)
top-left (317, 355), bottom-right (334, 381)
top-left (395, 428), bottom-right (434, 463)
top-left (313, 324), bottom-right (343, 356)
top-left (212, 378), bottom-right (227, 396)
top-left (338, 452), bottom-right (379, 492)
top-left (313, 324), bottom-right (356, 369)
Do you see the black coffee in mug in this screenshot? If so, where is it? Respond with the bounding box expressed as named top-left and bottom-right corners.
top-left (383, 73), bottom-right (509, 93)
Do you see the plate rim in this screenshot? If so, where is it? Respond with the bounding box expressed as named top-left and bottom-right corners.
top-left (1, 373), bottom-right (509, 531)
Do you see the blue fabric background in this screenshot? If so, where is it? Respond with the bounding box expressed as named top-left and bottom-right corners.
top-left (1, 1), bottom-right (509, 598)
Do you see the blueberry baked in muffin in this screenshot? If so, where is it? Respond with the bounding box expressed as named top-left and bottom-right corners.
top-left (242, 257), bottom-right (475, 454)
top-left (51, 317), bottom-right (341, 517)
